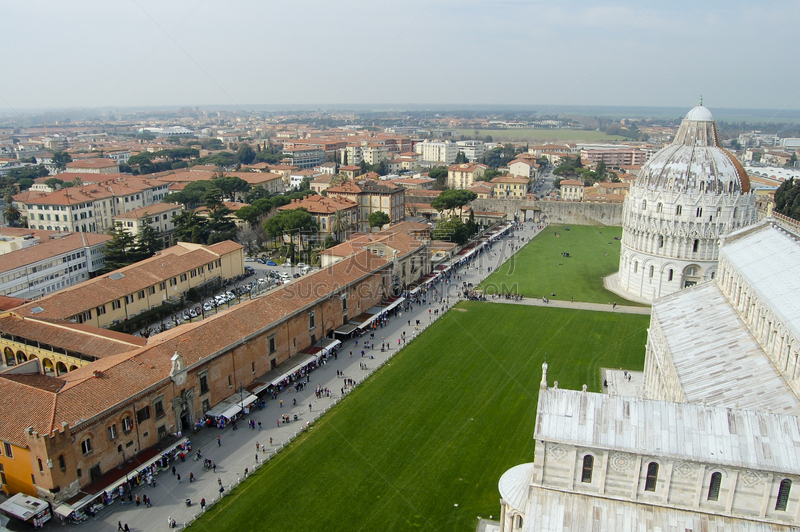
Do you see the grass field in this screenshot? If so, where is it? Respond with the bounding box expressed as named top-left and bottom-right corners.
top-left (478, 224), bottom-right (643, 305)
top-left (450, 128), bottom-right (627, 143)
top-left (192, 303), bottom-right (648, 532)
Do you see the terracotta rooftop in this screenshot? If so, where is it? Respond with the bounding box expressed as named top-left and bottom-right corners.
top-left (13, 241), bottom-right (243, 321)
top-left (114, 202), bottom-right (183, 220)
top-left (0, 232), bottom-right (111, 273)
top-left (277, 195), bottom-right (357, 215)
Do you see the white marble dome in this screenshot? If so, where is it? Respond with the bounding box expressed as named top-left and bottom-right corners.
top-left (636, 104), bottom-right (750, 196)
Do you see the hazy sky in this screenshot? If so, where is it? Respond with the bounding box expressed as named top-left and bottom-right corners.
top-left (2, 0), bottom-right (798, 112)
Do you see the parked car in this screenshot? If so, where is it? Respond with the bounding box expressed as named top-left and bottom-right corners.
top-left (296, 262), bottom-right (308, 269)
top-left (257, 258), bottom-right (266, 264)
top-left (245, 257), bottom-right (255, 262)
top-left (203, 302), bottom-right (213, 312)
top-left (282, 260), bottom-right (291, 268)
top-left (293, 273), bottom-right (301, 278)
top-left (266, 260), bottom-right (277, 266)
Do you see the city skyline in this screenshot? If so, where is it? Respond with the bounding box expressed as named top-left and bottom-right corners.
top-left (1, 0), bottom-right (799, 112)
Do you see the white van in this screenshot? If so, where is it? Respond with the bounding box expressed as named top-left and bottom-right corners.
top-left (301, 266), bottom-right (311, 275)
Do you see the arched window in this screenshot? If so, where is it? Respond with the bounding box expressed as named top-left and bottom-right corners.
top-left (657, 203), bottom-right (663, 213)
top-left (776, 479), bottom-right (792, 511)
top-left (676, 205), bottom-right (682, 215)
top-left (693, 239), bottom-right (699, 253)
top-left (657, 235), bottom-right (664, 248)
top-left (645, 462), bottom-right (659, 492)
top-left (58, 454), bottom-right (66, 471)
top-left (649, 265), bottom-right (654, 278)
top-left (668, 269), bottom-right (674, 281)
top-left (581, 455), bottom-right (594, 483)
top-left (642, 200), bottom-right (647, 210)
top-left (634, 262), bottom-right (639, 274)
top-left (707, 472), bottom-right (722, 501)
top-left (516, 515), bottom-right (523, 528)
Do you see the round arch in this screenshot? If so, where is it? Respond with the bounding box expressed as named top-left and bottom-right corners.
top-left (3, 347), bottom-right (14, 366)
top-left (69, 365), bottom-right (78, 371)
top-left (55, 361), bottom-right (68, 375)
top-left (41, 358), bottom-right (55, 375)
top-left (682, 264), bottom-right (702, 288)
top-left (16, 351), bottom-right (27, 363)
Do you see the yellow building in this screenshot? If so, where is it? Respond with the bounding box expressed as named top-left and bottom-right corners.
top-left (0, 441), bottom-right (35, 497)
top-left (490, 175), bottom-right (530, 198)
top-left (11, 241), bottom-right (244, 329)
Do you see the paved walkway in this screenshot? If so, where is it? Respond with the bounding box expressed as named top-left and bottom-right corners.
top-left (482, 295), bottom-right (650, 315)
top-left (62, 221), bottom-right (637, 531)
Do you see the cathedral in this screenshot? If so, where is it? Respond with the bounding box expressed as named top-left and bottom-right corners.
top-left (616, 102), bottom-right (758, 301)
top-left (497, 105), bottom-right (800, 531)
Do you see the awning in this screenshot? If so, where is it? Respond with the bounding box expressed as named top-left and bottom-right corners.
top-left (236, 393), bottom-right (258, 409)
top-left (54, 504), bottom-right (74, 518)
top-left (249, 381), bottom-right (271, 395)
top-left (218, 402), bottom-right (243, 420)
top-left (382, 298), bottom-right (405, 312)
top-left (269, 355), bottom-right (317, 387)
top-left (314, 338), bottom-right (341, 352)
top-left (334, 323), bottom-right (359, 336)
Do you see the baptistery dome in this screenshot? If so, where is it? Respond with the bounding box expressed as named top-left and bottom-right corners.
top-left (636, 104), bottom-right (750, 196)
top-left (614, 103), bottom-right (757, 302)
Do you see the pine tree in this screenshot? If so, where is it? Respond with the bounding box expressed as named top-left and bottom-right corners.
top-left (99, 227), bottom-right (138, 274)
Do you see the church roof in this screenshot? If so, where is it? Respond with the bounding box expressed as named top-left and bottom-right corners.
top-left (536, 387), bottom-right (800, 475)
top-left (498, 463), bottom-right (534, 511)
top-left (651, 281), bottom-right (800, 415)
top-left (721, 221), bottom-right (800, 342)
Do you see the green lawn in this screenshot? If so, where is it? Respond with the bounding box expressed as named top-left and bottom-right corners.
top-left (450, 128), bottom-right (627, 143)
top-left (192, 303), bottom-right (648, 532)
top-left (478, 224), bottom-right (643, 305)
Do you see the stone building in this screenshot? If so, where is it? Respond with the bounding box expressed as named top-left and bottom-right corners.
top-left (616, 103), bottom-right (758, 301)
top-left (0, 251), bottom-right (387, 502)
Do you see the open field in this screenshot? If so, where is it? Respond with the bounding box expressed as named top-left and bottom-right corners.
top-left (479, 224), bottom-right (644, 306)
top-left (192, 303), bottom-right (648, 532)
top-left (450, 128), bottom-right (627, 143)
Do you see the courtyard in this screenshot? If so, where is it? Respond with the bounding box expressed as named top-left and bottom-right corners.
top-left (192, 302), bottom-right (649, 532)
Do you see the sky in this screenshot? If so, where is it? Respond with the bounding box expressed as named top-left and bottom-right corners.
top-left (1, 0), bottom-right (799, 112)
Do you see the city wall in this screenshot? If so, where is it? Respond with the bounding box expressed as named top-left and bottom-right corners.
top-left (470, 199), bottom-right (623, 226)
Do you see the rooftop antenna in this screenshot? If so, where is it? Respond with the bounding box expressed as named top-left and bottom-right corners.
top-left (699, 95), bottom-right (703, 106)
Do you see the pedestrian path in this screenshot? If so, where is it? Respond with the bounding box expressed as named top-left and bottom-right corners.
top-left (79, 221), bottom-right (639, 531)
top-left (483, 295), bottom-right (650, 315)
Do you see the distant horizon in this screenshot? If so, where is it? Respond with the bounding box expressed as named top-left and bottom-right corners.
top-left (3, 103), bottom-right (800, 125)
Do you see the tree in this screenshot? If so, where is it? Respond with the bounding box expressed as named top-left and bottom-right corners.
top-left (202, 188), bottom-right (225, 211)
top-left (595, 160), bottom-right (607, 180)
top-left (4, 203), bottom-right (21, 227)
top-left (431, 216), bottom-right (469, 245)
top-left (134, 222), bottom-right (163, 260)
top-left (236, 144), bottom-right (256, 165)
top-left (428, 166), bottom-right (449, 190)
top-left (455, 151), bottom-right (468, 164)
top-left (235, 205), bottom-right (262, 227)
top-left (264, 208), bottom-right (319, 262)
top-left (483, 147), bottom-right (504, 168)
top-left (430, 189), bottom-right (478, 217)
top-left (330, 209), bottom-right (350, 241)
top-left (465, 209), bottom-right (477, 237)
top-left (173, 210), bottom-right (209, 244)
top-left (774, 178), bottom-right (800, 221)
top-left (368, 211), bottom-right (391, 232)
top-left (99, 227), bottom-right (138, 273)
top-left (44, 177), bottom-right (64, 190)
top-left (52, 151), bottom-right (72, 171)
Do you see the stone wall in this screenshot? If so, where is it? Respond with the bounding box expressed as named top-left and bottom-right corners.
top-left (470, 199), bottom-right (623, 226)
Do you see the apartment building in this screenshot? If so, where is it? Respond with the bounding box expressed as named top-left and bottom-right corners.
top-left (455, 140), bottom-right (486, 162)
top-left (414, 140), bottom-right (459, 165)
top-left (64, 159), bottom-right (120, 174)
top-left (579, 145), bottom-right (648, 168)
top-left (277, 195), bottom-right (359, 242)
top-left (281, 146), bottom-right (325, 169)
top-left (447, 163), bottom-right (488, 189)
top-left (326, 180), bottom-right (405, 232)
top-left (0, 231), bottom-right (111, 299)
top-left (12, 241), bottom-right (244, 328)
top-left (13, 177), bottom-right (170, 234)
top-left (560, 179), bottom-right (585, 201)
top-left (113, 203), bottom-right (184, 248)
top-left (490, 175), bottom-right (529, 198)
